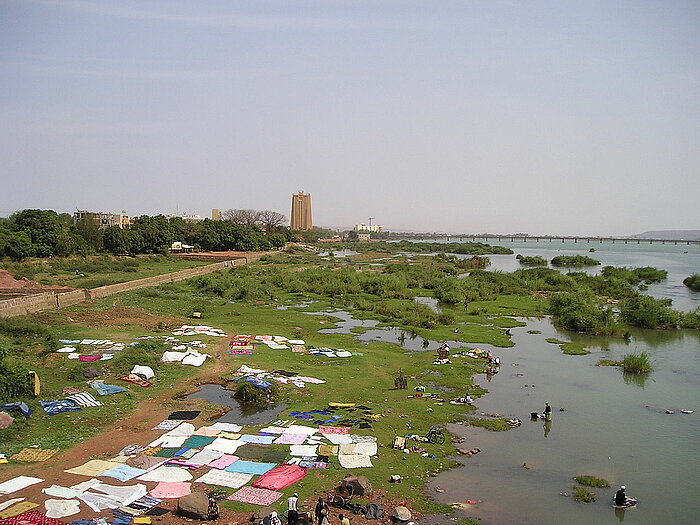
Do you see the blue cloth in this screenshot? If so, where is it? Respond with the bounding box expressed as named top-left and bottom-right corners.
top-left (0, 401), bottom-right (33, 418)
top-left (90, 382), bottom-right (128, 395)
top-left (99, 464), bottom-right (147, 481)
top-left (241, 376), bottom-right (272, 389)
top-left (239, 434), bottom-right (276, 445)
top-left (40, 399), bottom-right (81, 415)
top-left (224, 460), bottom-right (277, 475)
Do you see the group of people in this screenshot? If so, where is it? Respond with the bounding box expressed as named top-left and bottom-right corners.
top-left (280, 494), bottom-right (350, 525)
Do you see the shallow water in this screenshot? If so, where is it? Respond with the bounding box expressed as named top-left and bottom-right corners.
top-left (186, 383), bottom-right (287, 426)
top-left (427, 317), bottom-right (700, 525)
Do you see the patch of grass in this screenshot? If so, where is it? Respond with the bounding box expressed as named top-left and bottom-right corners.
top-left (572, 486), bottom-right (597, 503)
top-left (622, 352), bottom-right (652, 373)
top-left (546, 338), bottom-right (589, 355)
top-left (465, 417), bottom-right (513, 432)
top-left (597, 359), bottom-right (623, 367)
top-left (574, 475), bottom-right (610, 488)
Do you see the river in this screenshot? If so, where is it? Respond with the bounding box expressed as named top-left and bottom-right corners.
top-left (404, 241), bottom-right (700, 524)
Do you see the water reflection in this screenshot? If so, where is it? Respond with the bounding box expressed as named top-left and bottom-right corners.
top-left (622, 371), bottom-right (649, 388)
top-left (543, 420), bottom-right (552, 438)
top-left (186, 384), bottom-right (287, 426)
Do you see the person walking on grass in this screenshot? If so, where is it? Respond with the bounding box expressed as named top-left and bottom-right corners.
top-left (339, 514), bottom-right (350, 525)
top-left (287, 493), bottom-right (299, 525)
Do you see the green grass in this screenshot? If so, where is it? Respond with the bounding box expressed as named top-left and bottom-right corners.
top-left (597, 359), bottom-right (623, 367)
top-left (622, 352), bottom-right (653, 373)
top-left (0, 254), bottom-right (210, 289)
top-left (573, 486), bottom-right (597, 503)
top-left (545, 338), bottom-right (589, 355)
top-left (465, 417), bottom-right (513, 432)
top-left (574, 475), bottom-right (610, 488)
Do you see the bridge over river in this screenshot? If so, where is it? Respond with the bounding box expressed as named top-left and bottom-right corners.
top-left (397, 234), bottom-right (700, 245)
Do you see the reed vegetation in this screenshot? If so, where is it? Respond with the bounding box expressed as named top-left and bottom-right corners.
top-left (622, 352), bottom-right (652, 374)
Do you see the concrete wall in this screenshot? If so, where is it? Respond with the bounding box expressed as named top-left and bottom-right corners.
top-left (0, 258), bottom-right (244, 318)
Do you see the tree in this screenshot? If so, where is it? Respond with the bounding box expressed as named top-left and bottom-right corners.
top-left (103, 226), bottom-right (130, 254)
top-left (224, 209), bottom-right (260, 227)
top-left (10, 209), bottom-right (73, 256)
top-left (75, 216), bottom-right (103, 252)
top-left (5, 230), bottom-right (35, 260)
top-left (258, 210), bottom-right (286, 232)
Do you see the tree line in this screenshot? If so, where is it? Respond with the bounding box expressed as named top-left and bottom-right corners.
top-left (0, 209), bottom-right (296, 260)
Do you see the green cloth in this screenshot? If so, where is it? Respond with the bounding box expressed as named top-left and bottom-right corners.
top-left (182, 435), bottom-right (216, 448)
top-left (154, 447), bottom-right (180, 458)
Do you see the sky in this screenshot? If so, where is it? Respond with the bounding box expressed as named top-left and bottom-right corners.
top-left (1, 0), bottom-right (699, 236)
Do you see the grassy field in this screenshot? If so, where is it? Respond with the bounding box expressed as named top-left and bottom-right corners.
top-left (0, 254), bottom-right (211, 289)
top-left (1, 250), bottom-right (544, 517)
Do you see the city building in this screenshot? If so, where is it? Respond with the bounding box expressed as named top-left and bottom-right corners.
top-left (355, 223), bottom-right (382, 233)
top-left (74, 210), bottom-right (131, 229)
top-left (211, 209), bottom-right (222, 221)
top-left (290, 191), bottom-right (313, 231)
top-left (166, 214), bottom-right (205, 223)
top-left (357, 232), bottom-right (372, 242)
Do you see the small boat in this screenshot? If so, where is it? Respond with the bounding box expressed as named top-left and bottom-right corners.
top-left (613, 497), bottom-right (637, 509)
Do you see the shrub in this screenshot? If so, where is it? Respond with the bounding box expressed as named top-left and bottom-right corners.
top-left (575, 475), bottom-right (610, 488)
top-left (683, 274), bottom-right (700, 291)
top-left (622, 352), bottom-right (652, 374)
top-left (0, 347), bottom-right (33, 402)
top-left (573, 486), bottom-right (597, 503)
top-left (619, 295), bottom-right (679, 329)
top-left (551, 255), bottom-right (600, 267)
top-left (516, 255), bottom-right (547, 266)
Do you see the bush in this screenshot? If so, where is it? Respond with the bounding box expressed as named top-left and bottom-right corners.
top-left (573, 486), bottom-right (597, 503)
top-left (516, 255), bottom-right (547, 266)
top-left (619, 295), bottom-right (680, 329)
top-left (0, 347), bottom-right (33, 402)
top-left (622, 352), bottom-right (652, 374)
top-left (575, 475), bottom-right (610, 488)
top-left (683, 274), bottom-right (700, 291)
top-left (551, 255), bottom-right (600, 267)
top-left (549, 291), bottom-right (617, 335)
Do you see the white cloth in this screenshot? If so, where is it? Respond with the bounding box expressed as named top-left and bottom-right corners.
top-left (137, 466), bottom-right (193, 482)
top-left (0, 498), bottom-right (24, 512)
top-left (131, 365), bottom-right (155, 379)
top-left (204, 437), bottom-right (245, 454)
top-left (338, 454), bottom-right (373, 468)
top-left (43, 485), bottom-right (85, 499)
top-left (182, 353), bottom-right (208, 367)
top-left (148, 435), bottom-right (187, 448)
top-left (290, 445), bottom-right (318, 457)
top-left (207, 422), bottom-right (243, 433)
top-left (188, 450), bottom-right (224, 466)
top-left (93, 482), bottom-right (147, 506)
top-left (323, 433), bottom-right (353, 445)
top-left (284, 425), bottom-right (317, 436)
top-left (195, 470), bottom-right (252, 489)
top-left (339, 443), bottom-right (377, 456)
top-left (0, 476), bottom-right (44, 495)
top-left (45, 499), bottom-right (81, 518)
top-left (161, 351), bottom-right (187, 362)
top-left (166, 422), bottom-right (195, 436)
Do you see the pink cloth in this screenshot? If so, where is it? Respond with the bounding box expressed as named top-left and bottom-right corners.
top-left (79, 355), bottom-right (101, 362)
top-left (208, 455), bottom-right (239, 469)
top-left (227, 486), bottom-right (282, 506)
top-left (252, 464), bottom-right (307, 491)
top-left (149, 482), bottom-right (192, 499)
top-left (318, 426), bottom-right (349, 434)
top-left (193, 428), bottom-right (221, 437)
top-left (273, 434), bottom-right (307, 445)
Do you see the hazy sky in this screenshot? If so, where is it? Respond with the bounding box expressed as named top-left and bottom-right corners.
top-left (1, 1), bottom-right (698, 235)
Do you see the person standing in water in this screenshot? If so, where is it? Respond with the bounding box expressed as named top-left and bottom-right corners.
top-left (544, 402), bottom-right (552, 421)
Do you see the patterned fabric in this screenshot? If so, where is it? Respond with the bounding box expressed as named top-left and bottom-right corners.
top-left (273, 434), bottom-right (306, 445)
top-left (9, 449), bottom-right (60, 462)
top-left (152, 420), bottom-right (182, 431)
top-left (226, 486), bottom-right (282, 506)
top-left (195, 470), bottom-right (252, 489)
top-left (66, 392), bottom-right (102, 407)
top-left (318, 426), bottom-right (349, 434)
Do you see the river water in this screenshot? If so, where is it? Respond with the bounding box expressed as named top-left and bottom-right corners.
top-left (392, 241), bottom-right (699, 523)
top-left (410, 239), bottom-right (700, 312)
top-left (427, 318), bottom-right (700, 525)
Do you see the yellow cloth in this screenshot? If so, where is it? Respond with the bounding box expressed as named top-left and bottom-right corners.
top-left (64, 459), bottom-right (123, 476)
top-left (28, 370), bottom-right (40, 396)
top-left (328, 402), bottom-right (355, 408)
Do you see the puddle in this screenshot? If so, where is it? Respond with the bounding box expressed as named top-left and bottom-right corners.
top-left (310, 308), bottom-right (502, 353)
top-left (414, 296), bottom-right (442, 314)
top-left (187, 384), bottom-right (287, 426)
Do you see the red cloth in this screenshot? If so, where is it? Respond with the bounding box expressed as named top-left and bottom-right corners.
top-left (252, 464), bottom-right (306, 491)
top-left (78, 355), bottom-right (101, 362)
top-left (1, 511), bottom-right (67, 525)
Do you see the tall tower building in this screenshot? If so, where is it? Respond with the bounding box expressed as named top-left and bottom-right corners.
top-left (290, 191), bottom-right (313, 231)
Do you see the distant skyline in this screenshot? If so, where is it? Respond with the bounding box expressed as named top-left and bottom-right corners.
top-left (1, 1), bottom-right (699, 236)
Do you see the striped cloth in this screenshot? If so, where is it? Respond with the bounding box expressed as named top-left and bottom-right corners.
top-left (66, 392), bottom-right (103, 407)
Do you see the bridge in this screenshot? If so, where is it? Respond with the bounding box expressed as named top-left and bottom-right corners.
top-left (392, 234), bottom-right (700, 245)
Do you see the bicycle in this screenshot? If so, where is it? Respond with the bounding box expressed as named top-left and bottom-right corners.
top-left (425, 426), bottom-right (445, 444)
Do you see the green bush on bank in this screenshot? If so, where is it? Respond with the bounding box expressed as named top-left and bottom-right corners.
top-left (548, 291), bottom-right (618, 335)
top-left (551, 255), bottom-right (601, 267)
top-left (683, 274), bottom-right (700, 291)
top-left (516, 254), bottom-right (548, 266)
